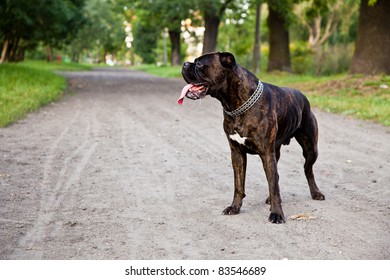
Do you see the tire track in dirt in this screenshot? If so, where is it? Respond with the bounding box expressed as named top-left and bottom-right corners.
top-left (10, 101), bottom-right (100, 258)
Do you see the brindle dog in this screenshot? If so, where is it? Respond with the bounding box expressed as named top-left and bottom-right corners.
top-left (179, 52), bottom-right (325, 223)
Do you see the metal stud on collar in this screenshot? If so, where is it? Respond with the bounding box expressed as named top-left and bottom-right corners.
top-left (223, 80), bottom-right (264, 117)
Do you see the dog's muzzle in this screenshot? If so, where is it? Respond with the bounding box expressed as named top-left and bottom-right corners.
top-left (178, 62), bottom-right (208, 105)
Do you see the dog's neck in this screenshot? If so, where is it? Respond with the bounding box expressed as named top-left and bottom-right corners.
top-left (216, 65), bottom-right (260, 114)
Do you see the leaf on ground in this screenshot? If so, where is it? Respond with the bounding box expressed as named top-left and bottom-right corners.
top-left (289, 213), bottom-right (316, 220)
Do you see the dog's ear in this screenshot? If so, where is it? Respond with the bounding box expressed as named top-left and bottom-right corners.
top-left (219, 52), bottom-right (236, 68)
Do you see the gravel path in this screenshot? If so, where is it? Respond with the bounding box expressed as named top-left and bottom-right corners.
top-left (0, 68), bottom-right (389, 259)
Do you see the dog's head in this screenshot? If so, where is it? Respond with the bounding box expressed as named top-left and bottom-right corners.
top-left (178, 52), bottom-right (236, 104)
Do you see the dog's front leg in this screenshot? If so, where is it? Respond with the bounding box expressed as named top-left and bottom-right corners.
top-left (261, 152), bottom-right (285, 223)
top-left (223, 145), bottom-right (247, 215)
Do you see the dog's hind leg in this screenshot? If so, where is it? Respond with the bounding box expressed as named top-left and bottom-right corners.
top-left (295, 112), bottom-right (325, 200)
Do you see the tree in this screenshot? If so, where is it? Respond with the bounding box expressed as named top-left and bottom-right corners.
top-left (75, 0), bottom-right (126, 63)
top-left (198, 0), bottom-right (234, 54)
top-left (131, 0), bottom-right (193, 66)
top-left (149, 0), bottom-right (193, 66)
top-left (202, 0), bottom-right (231, 53)
top-left (0, 0), bottom-right (85, 63)
top-left (295, 0), bottom-right (358, 51)
top-left (350, 0), bottom-right (390, 75)
top-left (267, 0), bottom-right (292, 72)
top-left (132, 13), bottom-right (160, 64)
top-left (168, 28), bottom-right (182, 65)
top-left (252, 0), bottom-right (262, 73)
top-left (130, 0), bottom-right (250, 63)
top-left (217, 1), bottom-right (259, 68)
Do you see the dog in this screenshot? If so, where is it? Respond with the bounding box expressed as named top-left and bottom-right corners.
top-left (178, 52), bottom-right (325, 223)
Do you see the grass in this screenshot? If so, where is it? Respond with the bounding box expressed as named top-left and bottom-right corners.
top-left (133, 64), bottom-right (182, 78)
top-left (134, 64), bottom-right (390, 126)
top-left (19, 60), bottom-right (92, 72)
top-left (0, 60), bottom-right (91, 127)
top-left (285, 75), bottom-right (390, 126)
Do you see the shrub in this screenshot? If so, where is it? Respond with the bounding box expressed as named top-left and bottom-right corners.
top-left (291, 42), bottom-right (354, 76)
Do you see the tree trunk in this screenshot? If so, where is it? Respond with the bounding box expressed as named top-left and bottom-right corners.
top-left (7, 37), bottom-right (20, 62)
top-left (71, 49), bottom-right (79, 62)
top-left (267, 5), bottom-right (291, 72)
top-left (168, 28), bottom-right (181, 66)
top-left (201, 0), bottom-right (232, 54)
top-left (252, 0), bottom-right (262, 73)
top-left (350, 0), bottom-right (390, 75)
top-left (15, 47), bottom-right (25, 62)
top-left (163, 28), bottom-right (168, 65)
top-left (202, 11), bottom-right (220, 54)
top-left (0, 39), bottom-right (9, 64)
top-left (46, 45), bottom-right (53, 62)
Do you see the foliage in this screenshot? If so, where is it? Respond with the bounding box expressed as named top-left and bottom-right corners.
top-left (267, 0), bottom-right (297, 25)
top-left (131, 11), bottom-right (161, 64)
top-left (186, 0), bottom-right (359, 75)
top-left (294, 0), bottom-right (359, 49)
top-left (68, 0), bottom-right (127, 63)
top-left (0, 0), bottom-right (378, 74)
top-left (291, 42), bottom-right (354, 75)
top-left (128, 0), bottom-right (194, 64)
top-left (197, 0), bottom-right (249, 53)
top-left (0, 0), bottom-right (85, 62)
top-left (218, 6), bottom-right (255, 67)
top-left (137, 0), bottom-right (193, 31)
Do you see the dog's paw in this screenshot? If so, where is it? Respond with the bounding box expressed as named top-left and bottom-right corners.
top-left (222, 206), bottom-right (240, 215)
top-left (268, 212), bottom-right (286, 224)
top-left (311, 191), bottom-right (325, 200)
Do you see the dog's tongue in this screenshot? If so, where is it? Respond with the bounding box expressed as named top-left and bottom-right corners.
top-left (178, 84), bottom-right (193, 105)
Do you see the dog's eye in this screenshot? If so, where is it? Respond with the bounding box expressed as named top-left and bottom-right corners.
top-left (196, 61), bottom-right (203, 67)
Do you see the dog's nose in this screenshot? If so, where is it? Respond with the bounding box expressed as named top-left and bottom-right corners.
top-left (183, 62), bottom-right (190, 68)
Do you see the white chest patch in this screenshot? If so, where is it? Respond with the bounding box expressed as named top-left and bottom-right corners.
top-left (229, 131), bottom-right (247, 145)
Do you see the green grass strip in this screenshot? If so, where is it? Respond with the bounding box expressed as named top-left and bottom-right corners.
top-left (0, 61), bottom-right (91, 127)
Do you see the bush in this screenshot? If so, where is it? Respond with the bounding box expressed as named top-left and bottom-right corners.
top-left (315, 44), bottom-right (354, 76)
top-left (291, 42), bottom-right (354, 76)
top-left (291, 42), bottom-right (315, 75)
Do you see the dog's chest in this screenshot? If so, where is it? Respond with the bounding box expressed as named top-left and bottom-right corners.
top-left (223, 116), bottom-right (264, 153)
top-left (229, 131), bottom-right (248, 145)
top-left (225, 119), bottom-right (253, 145)
top-left (228, 130), bottom-right (260, 155)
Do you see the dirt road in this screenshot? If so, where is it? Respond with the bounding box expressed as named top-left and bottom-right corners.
top-left (0, 68), bottom-right (389, 259)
